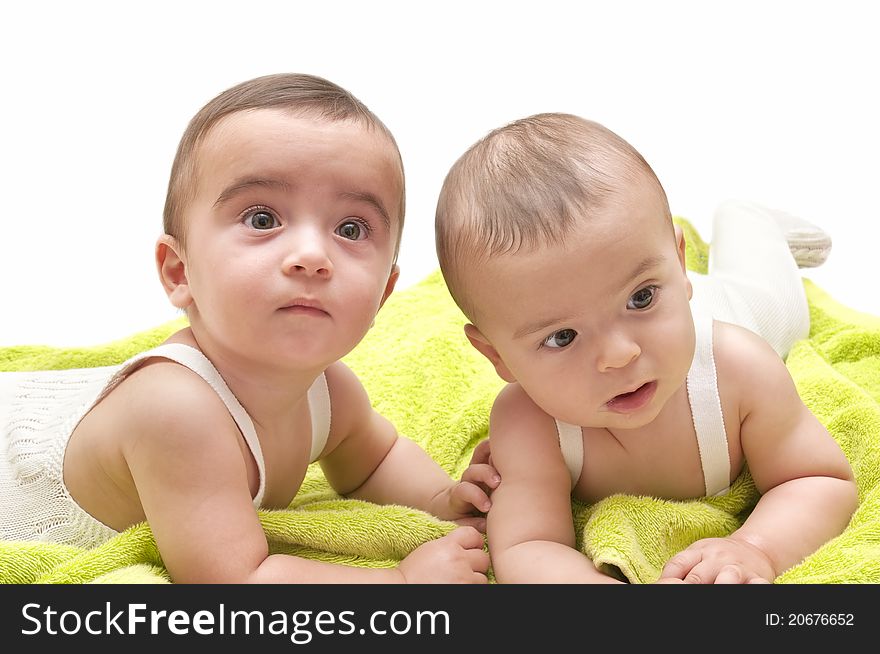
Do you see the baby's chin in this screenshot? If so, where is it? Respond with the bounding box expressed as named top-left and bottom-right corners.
top-left (594, 409), bottom-right (662, 431)
top-left (560, 400), bottom-right (667, 432)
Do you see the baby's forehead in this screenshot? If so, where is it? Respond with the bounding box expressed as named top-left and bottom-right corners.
top-left (194, 110), bottom-right (404, 206)
top-left (471, 203), bottom-right (673, 282)
top-left (201, 109), bottom-right (399, 164)
top-left (468, 217), bottom-right (675, 319)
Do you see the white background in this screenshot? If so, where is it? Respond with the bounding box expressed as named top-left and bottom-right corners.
top-left (1, 0), bottom-right (876, 346)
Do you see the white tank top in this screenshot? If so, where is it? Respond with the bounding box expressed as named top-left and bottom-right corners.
top-left (555, 304), bottom-right (731, 497)
top-left (0, 343), bottom-right (332, 549)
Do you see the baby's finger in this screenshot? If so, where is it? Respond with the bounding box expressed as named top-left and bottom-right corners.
top-left (659, 549), bottom-right (702, 580)
top-left (713, 564), bottom-right (745, 585)
top-left (453, 516), bottom-right (487, 533)
top-left (461, 463), bottom-right (501, 489)
top-left (453, 481), bottom-right (492, 514)
top-left (680, 560), bottom-right (725, 585)
top-left (467, 548), bottom-right (490, 574)
top-left (447, 525), bottom-right (486, 550)
top-left (469, 439), bottom-right (492, 465)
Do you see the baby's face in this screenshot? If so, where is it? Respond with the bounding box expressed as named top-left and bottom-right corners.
top-left (177, 109), bottom-right (403, 371)
top-left (468, 178), bottom-right (696, 430)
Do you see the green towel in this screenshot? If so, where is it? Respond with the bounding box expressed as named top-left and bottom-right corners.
top-left (1, 218), bottom-right (878, 584)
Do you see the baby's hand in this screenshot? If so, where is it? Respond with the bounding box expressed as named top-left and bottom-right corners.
top-left (659, 536), bottom-right (776, 584)
top-left (463, 438), bottom-right (500, 494)
top-left (397, 526), bottom-right (489, 584)
top-left (430, 444), bottom-right (501, 532)
top-left (469, 438), bottom-right (494, 469)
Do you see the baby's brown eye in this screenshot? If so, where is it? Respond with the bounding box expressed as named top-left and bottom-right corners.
top-left (543, 329), bottom-right (577, 349)
top-left (628, 286), bottom-right (656, 310)
top-left (336, 220), bottom-right (367, 241)
top-left (246, 210), bottom-right (279, 230)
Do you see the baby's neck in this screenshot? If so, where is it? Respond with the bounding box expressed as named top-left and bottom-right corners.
top-left (164, 327), bottom-right (324, 426)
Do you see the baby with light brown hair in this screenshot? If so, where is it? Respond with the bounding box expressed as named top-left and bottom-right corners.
top-left (0, 73), bottom-right (497, 583)
top-left (436, 113), bottom-right (855, 583)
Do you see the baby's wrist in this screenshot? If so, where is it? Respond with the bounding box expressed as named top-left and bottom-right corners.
top-left (728, 533), bottom-right (778, 578)
top-left (426, 484), bottom-right (456, 518)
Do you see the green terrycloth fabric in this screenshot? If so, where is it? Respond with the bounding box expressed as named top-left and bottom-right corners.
top-left (1, 218), bottom-right (878, 584)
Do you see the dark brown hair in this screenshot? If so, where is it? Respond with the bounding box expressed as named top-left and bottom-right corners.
top-left (163, 73), bottom-right (405, 258)
top-left (435, 113), bottom-right (669, 318)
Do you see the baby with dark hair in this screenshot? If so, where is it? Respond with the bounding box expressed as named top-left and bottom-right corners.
top-left (436, 112), bottom-right (854, 583)
top-left (1, 73), bottom-right (497, 584)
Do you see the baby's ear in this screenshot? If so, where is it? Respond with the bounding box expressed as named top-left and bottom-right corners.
top-left (673, 223), bottom-right (693, 300)
top-left (378, 264), bottom-right (400, 311)
top-left (156, 235), bottom-right (193, 309)
top-left (464, 324), bottom-right (516, 383)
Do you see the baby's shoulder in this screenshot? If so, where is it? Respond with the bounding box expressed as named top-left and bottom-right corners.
top-left (320, 360), bottom-right (375, 436)
top-left (712, 320), bottom-right (794, 400)
top-left (96, 359), bottom-right (262, 509)
top-left (713, 319), bottom-right (785, 360)
top-left (488, 384), bottom-right (570, 479)
top-left (490, 383), bottom-right (557, 442)
top-left (322, 360), bottom-right (365, 402)
top-left (106, 358), bottom-right (238, 448)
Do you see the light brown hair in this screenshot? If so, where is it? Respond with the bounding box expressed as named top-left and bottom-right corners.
top-left (163, 73), bottom-right (406, 259)
top-left (435, 112), bottom-right (669, 319)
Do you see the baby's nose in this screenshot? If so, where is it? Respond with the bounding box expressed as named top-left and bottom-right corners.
top-left (282, 230), bottom-right (333, 277)
top-left (596, 331), bottom-right (640, 371)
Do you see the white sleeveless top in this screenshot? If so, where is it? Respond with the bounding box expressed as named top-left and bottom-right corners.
top-left (555, 304), bottom-right (731, 497)
top-left (0, 343), bottom-right (332, 549)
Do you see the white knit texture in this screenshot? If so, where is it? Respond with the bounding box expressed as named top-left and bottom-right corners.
top-left (1, 344), bottom-right (332, 549)
top-left (1, 366), bottom-right (122, 548)
top-left (691, 200), bottom-right (810, 359)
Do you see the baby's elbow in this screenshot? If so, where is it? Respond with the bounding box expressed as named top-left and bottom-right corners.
top-left (489, 537), bottom-right (571, 584)
top-left (841, 475), bottom-right (859, 519)
top-left (825, 473), bottom-right (859, 532)
top-left (823, 444), bottom-right (858, 519)
top-left (836, 458), bottom-right (858, 508)
top-left (488, 544), bottom-right (524, 584)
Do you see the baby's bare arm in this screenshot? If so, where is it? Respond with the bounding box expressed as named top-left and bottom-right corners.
top-left (734, 330), bottom-right (856, 576)
top-left (663, 326), bottom-right (857, 583)
top-left (487, 385), bottom-right (623, 584)
top-left (123, 365), bottom-right (485, 583)
top-left (319, 362), bottom-right (494, 524)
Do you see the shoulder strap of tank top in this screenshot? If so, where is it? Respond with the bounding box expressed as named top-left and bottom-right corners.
top-left (98, 343), bottom-right (267, 508)
top-left (685, 306), bottom-right (731, 497)
top-left (307, 372), bottom-right (331, 463)
top-left (555, 418), bottom-right (583, 490)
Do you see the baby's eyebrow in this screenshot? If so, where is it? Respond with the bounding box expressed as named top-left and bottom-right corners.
top-left (214, 177), bottom-right (292, 207)
top-left (512, 255), bottom-right (667, 340)
top-left (621, 255), bottom-right (666, 289)
top-left (338, 191), bottom-right (391, 232)
top-left (514, 314), bottom-right (577, 340)
top-left (212, 180), bottom-right (392, 232)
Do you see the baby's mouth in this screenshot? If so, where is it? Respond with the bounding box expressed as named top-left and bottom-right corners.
top-left (279, 297), bottom-right (329, 316)
top-left (605, 381), bottom-right (657, 413)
